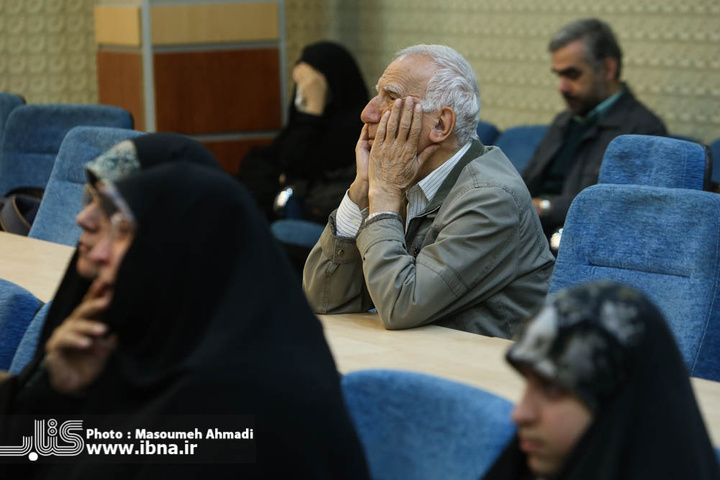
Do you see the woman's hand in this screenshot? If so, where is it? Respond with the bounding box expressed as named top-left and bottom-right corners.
top-left (45, 280), bottom-right (118, 395)
top-left (292, 62), bottom-right (328, 115)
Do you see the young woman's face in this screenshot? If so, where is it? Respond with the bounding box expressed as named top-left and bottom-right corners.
top-left (512, 371), bottom-right (594, 476)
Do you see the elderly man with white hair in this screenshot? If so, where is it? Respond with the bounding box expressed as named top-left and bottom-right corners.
top-left (303, 44), bottom-right (554, 337)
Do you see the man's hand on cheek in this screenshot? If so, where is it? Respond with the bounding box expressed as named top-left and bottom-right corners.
top-left (348, 124), bottom-right (371, 209)
top-left (368, 97), bottom-right (424, 214)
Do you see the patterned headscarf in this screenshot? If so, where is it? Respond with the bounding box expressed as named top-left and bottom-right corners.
top-left (507, 281), bottom-right (646, 412)
top-left (84, 140), bottom-right (141, 184)
top-left (484, 281), bottom-right (720, 480)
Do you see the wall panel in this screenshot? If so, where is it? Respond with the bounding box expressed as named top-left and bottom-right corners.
top-left (153, 49), bottom-right (282, 134)
top-left (94, 5), bottom-right (141, 46)
top-left (151, 3), bottom-right (279, 45)
top-left (97, 50), bottom-right (144, 130)
top-left (3, 0), bottom-right (718, 142)
top-left (285, 0), bottom-right (720, 142)
top-left (93, 0), bottom-right (285, 173)
top-left (0, 0), bottom-right (98, 104)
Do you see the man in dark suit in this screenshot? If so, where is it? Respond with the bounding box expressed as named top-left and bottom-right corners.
top-left (523, 18), bottom-right (666, 239)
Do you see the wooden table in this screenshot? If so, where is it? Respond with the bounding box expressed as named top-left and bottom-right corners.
top-left (0, 231), bottom-right (75, 302)
top-left (318, 312), bottom-right (720, 446)
top-left (0, 231), bottom-right (717, 446)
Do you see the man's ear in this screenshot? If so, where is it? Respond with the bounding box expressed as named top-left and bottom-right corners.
top-left (603, 57), bottom-right (619, 82)
top-left (428, 106), bottom-right (456, 143)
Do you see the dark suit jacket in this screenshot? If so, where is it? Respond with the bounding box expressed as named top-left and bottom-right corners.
top-left (522, 86), bottom-right (667, 232)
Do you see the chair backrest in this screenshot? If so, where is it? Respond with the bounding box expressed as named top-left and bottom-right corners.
top-left (0, 279), bottom-right (42, 370)
top-left (342, 369), bottom-right (515, 480)
top-left (711, 138), bottom-right (720, 184)
top-left (476, 120), bottom-right (500, 146)
top-left (494, 125), bottom-right (548, 173)
top-left (9, 300), bottom-right (51, 375)
top-left (0, 104), bottom-right (134, 196)
top-left (549, 185), bottom-right (720, 380)
top-left (28, 126), bottom-right (144, 245)
top-left (0, 93), bottom-right (25, 156)
top-left (599, 134), bottom-right (711, 191)
top-left (271, 219), bottom-right (325, 247)
top-left (669, 133), bottom-right (701, 144)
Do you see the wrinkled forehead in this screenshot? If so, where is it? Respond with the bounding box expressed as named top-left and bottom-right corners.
top-left (85, 140), bottom-right (140, 185)
top-left (377, 54), bottom-right (436, 99)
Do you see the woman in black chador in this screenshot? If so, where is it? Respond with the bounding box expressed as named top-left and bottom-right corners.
top-left (239, 41), bottom-right (368, 223)
top-left (482, 281), bottom-right (720, 480)
top-left (7, 133), bottom-right (222, 375)
top-left (3, 147), bottom-right (369, 479)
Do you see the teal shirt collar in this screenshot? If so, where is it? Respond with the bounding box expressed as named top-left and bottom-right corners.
top-left (573, 86), bottom-right (624, 124)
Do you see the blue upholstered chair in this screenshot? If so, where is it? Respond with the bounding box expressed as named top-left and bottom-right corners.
top-left (271, 219), bottom-right (325, 248)
top-left (342, 370), bottom-right (515, 480)
top-left (549, 186), bottom-right (720, 381)
top-left (9, 301), bottom-right (51, 374)
top-left (0, 104), bottom-right (133, 196)
top-left (0, 279), bottom-right (42, 370)
top-left (494, 125), bottom-right (548, 173)
top-left (669, 133), bottom-right (701, 144)
top-left (599, 134), bottom-right (711, 191)
top-left (0, 93), bottom-right (25, 157)
top-left (711, 138), bottom-right (720, 184)
top-left (551, 135), bottom-right (720, 380)
top-left (476, 120), bottom-right (500, 146)
top-left (28, 126), bottom-right (143, 246)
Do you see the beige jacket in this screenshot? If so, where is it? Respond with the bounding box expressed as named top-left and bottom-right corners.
top-left (303, 140), bottom-right (554, 338)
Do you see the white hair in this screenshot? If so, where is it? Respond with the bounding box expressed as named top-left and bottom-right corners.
top-left (394, 44), bottom-right (481, 145)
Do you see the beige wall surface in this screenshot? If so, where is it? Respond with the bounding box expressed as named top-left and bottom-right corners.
top-left (1, 0), bottom-right (718, 141)
top-left (0, 0), bottom-right (98, 104)
top-left (286, 0), bottom-right (720, 143)
top-left (150, 3), bottom-right (279, 45)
